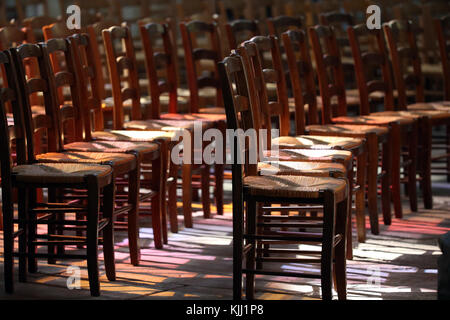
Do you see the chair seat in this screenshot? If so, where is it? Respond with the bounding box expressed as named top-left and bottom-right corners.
top-left (159, 112), bottom-right (226, 122)
top-left (244, 175), bottom-right (347, 202)
top-left (36, 151), bottom-right (136, 175)
top-left (12, 163), bottom-right (112, 186)
top-left (332, 115), bottom-right (413, 126)
top-left (198, 107), bottom-right (226, 114)
top-left (258, 161), bottom-right (347, 178)
top-left (123, 119), bottom-right (203, 131)
top-left (264, 149), bottom-right (353, 169)
top-left (92, 130), bottom-right (175, 142)
top-left (64, 140), bottom-right (159, 155)
top-left (407, 101), bottom-right (450, 112)
top-left (306, 124), bottom-right (389, 138)
top-left (272, 135), bottom-right (363, 151)
top-left (369, 110), bottom-right (450, 121)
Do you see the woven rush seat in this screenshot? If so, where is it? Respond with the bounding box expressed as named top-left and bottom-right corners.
top-left (12, 162), bottom-right (112, 185)
top-left (332, 115), bottom-right (413, 126)
top-left (91, 130), bottom-right (176, 142)
top-left (36, 151), bottom-right (136, 175)
top-left (370, 110), bottom-right (450, 121)
top-left (244, 175), bottom-right (348, 202)
top-left (272, 135), bottom-right (364, 150)
top-left (122, 119), bottom-right (207, 131)
top-left (258, 161), bottom-right (347, 177)
top-left (306, 124), bottom-right (389, 137)
top-left (159, 112), bottom-right (226, 122)
top-left (407, 101), bottom-right (450, 112)
top-left (64, 140), bottom-right (159, 154)
top-left (264, 149), bottom-right (353, 169)
top-left (198, 107), bottom-right (226, 114)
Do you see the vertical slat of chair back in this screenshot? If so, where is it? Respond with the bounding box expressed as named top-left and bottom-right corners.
top-left (309, 25), bottom-right (347, 124)
top-left (225, 19), bottom-right (260, 50)
top-left (267, 15), bottom-right (304, 37)
top-left (140, 22), bottom-right (178, 118)
top-left (10, 43), bottom-right (60, 157)
top-left (348, 24), bottom-right (395, 114)
top-left (435, 14), bottom-right (450, 101)
top-left (180, 20), bottom-right (223, 113)
top-left (281, 29), bottom-right (319, 134)
top-left (23, 16), bottom-right (59, 42)
top-left (219, 54), bottom-right (258, 177)
top-left (0, 50), bottom-right (27, 167)
top-left (102, 25), bottom-right (142, 130)
top-left (70, 33), bottom-right (104, 137)
top-left (383, 20), bottom-right (425, 109)
top-left (245, 35), bottom-right (290, 136)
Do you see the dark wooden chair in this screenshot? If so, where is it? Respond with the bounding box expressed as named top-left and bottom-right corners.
top-left (11, 41), bottom-right (153, 266)
top-left (267, 15), bottom-right (303, 37)
top-left (22, 15), bottom-right (59, 42)
top-left (225, 19), bottom-right (260, 50)
top-left (2, 48), bottom-right (115, 297)
top-left (219, 53), bottom-right (349, 300)
top-left (384, 19), bottom-right (450, 185)
top-left (436, 14), bottom-right (450, 102)
top-left (347, 24), bottom-right (441, 210)
top-left (305, 25), bottom-right (396, 230)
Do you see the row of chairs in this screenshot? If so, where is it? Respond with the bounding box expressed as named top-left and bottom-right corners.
top-left (220, 16), bottom-right (450, 299)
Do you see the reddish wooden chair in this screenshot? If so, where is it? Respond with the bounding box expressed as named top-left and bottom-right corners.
top-left (22, 15), bottom-right (59, 42)
top-left (4, 46), bottom-right (115, 297)
top-left (267, 15), bottom-right (304, 36)
top-left (220, 53), bottom-right (349, 300)
top-left (347, 24), bottom-right (441, 210)
top-left (384, 20), bottom-right (450, 184)
top-left (225, 19), bottom-right (260, 50)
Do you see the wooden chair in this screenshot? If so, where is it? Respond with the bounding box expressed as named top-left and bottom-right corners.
top-left (436, 14), bottom-right (450, 102)
top-left (384, 19), bottom-right (450, 184)
top-left (280, 29), bottom-right (368, 243)
top-left (225, 19), bottom-right (260, 50)
top-left (304, 25), bottom-right (394, 230)
top-left (12, 41), bottom-right (153, 266)
top-left (347, 24), bottom-right (434, 210)
top-left (220, 53), bottom-right (349, 300)
top-left (2, 48), bottom-right (115, 297)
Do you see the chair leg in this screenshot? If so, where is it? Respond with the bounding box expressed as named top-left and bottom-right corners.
top-left (214, 121), bottom-right (226, 216)
top-left (381, 137), bottom-right (392, 225)
top-left (447, 123), bottom-right (450, 183)
top-left (160, 142), bottom-right (169, 245)
top-left (47, 188), bottom-right (57, 264)
top-left (321, 190), bottom-right (335, 301)
top-left (150, 153), bottom-right (163, 249)
top-left (27, 188), bottom-right (37, 274)
top-left (86, 177), bottom-right (100, 297)
top-left (182, 163), bottom-right (193, 228)
top-left (201, 165), bottom-right (211, 218)
top-left (334, 197), bottom-right (348, 300)
top-left (407, 122), bottom-right (418, 212)
top-left (102, 180), bottom-right (116, 282)
top-left (422, 118), bottom-right (433, 209)
top-left (346, 165), bottom-right (354, 260)
top-left (245, 198), bottom-right (256, 300)
top-left (168, 163), bottom-right (179, 233)
top-left (128, 167), bottom-right (143, 264)
top-left (355, 151), bottom-right (367, 243)
top-left (391, 123), bottom-right (402, 219)
top-left (367, 134), bottom-right (379, 234)
top-left (232, 178), bottom-right (244, 301)
top-left (2, 183), bottom-right (14, 293)
top-left (17, 187), bottom-right (28, 283)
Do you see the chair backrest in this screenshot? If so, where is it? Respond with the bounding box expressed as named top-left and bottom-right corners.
top-left (348, 24), bottom-right (395, 114)
top-left (309, 25), bottom-right (348, 124)
top-left (219, 53), bottom-right (259, 177)
top-left (69, 33), bottom-right (105, 137)
top-left (267, 15), bottom-right (304, 37)
top-left (0, 50), bottom-right (28, 171)
top-left (240, 35), bottom-right (289, 138)
top-left (179, 20), bottom-right (223, 112)
top-left (140, 22), bottom-right (178, 118)
top-left (23, 15), bottom-right (59, 42)
top-left (112, 0), bottom-right (150, 25)
top-left (281, 29), bottom-right (319, 134)
top-left (10, 43), bottom-right (61, 158)
top-left (383, 20), bottom-right (424, 109)
top-left (102, 25), bottom-right (142, 129)
top-left (435, 14), bottom-right (450, 101)
top-left (225, 19), bottom-right (260, 50)
top-left (320, 11), bottom-right (354, 48)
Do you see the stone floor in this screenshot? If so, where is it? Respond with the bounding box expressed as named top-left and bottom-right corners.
top-left (0, 178), bottom-right (449, 300)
